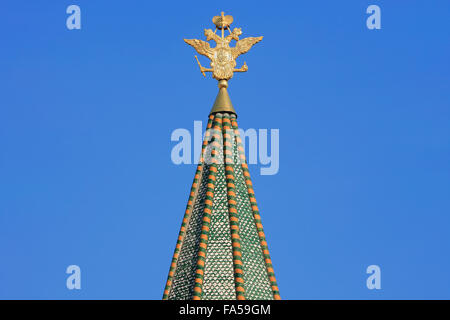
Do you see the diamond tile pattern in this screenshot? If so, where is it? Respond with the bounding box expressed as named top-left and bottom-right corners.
top-left (165, 112), bottom-right (276, 300)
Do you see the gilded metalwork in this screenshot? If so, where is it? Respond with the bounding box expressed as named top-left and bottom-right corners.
top-left (210, 80), bottom-right (236, 115)
top-left (184, 12), bottom-right (263, 81)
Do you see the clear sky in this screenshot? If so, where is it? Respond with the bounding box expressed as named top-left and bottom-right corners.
top-left (1, 1), bottom-right (449, 299)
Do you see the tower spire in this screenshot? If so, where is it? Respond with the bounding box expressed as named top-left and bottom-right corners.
top-left (163, 12), bottom-right (280, 300)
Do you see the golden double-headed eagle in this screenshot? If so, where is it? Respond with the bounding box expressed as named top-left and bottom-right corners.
top-left (184, 12), bottom-right (263, 81)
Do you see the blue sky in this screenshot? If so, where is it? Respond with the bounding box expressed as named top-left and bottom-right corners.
top-left (1, 1), bottom-right (449, 299)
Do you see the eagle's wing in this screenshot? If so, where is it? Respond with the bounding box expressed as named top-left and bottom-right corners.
top-left (184, 39), bottom-right (213, 59)
top-left (231, 36), bottom-right (263, 59)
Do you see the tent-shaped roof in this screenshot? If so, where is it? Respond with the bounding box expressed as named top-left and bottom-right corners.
top-left (162, 12), bottom-right (280, 300)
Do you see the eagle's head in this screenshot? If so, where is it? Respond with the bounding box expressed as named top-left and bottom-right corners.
top-left (232, 28), bottom-right (242, 37)
top-left (204, 29), bottom-right (215, 41)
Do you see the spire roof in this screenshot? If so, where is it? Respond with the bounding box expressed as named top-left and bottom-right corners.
top-left (163, 12), bottom-right (279, 300)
